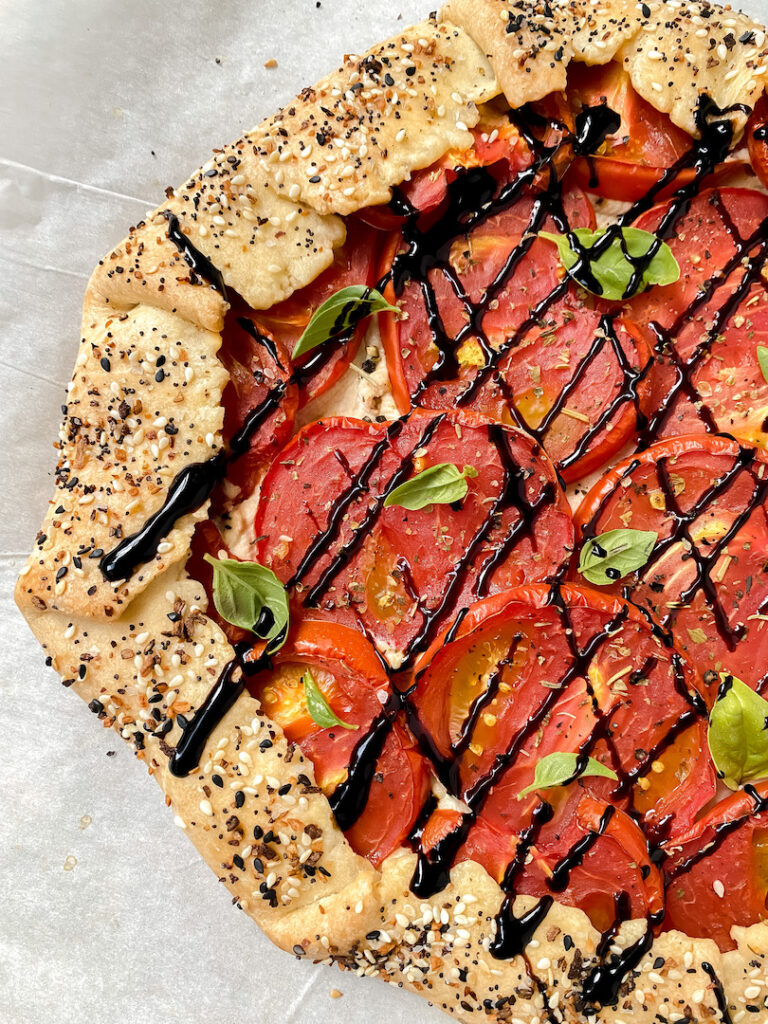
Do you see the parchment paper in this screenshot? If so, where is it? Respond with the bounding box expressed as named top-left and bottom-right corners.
top-left (2, 1), bottom-right (766, 1022)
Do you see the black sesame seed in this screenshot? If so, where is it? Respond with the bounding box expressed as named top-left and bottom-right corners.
top-left (253, 825), bottom-right (264, 840)
top-left (293, 945), bottom-right (305, 957)
top-left (233, 855), bottom-right (245, 870)
top-left (235, 791), bottom-right (245, 808)
top-left (563, 935), bottom-right (574, 951)
top-left (88, 699), bottom-right (104, 714)
top-left (155, 369), bottom-right (165, 382)
top-left (100, 357), bottom-right (111, 372)
top-left (253, 857), bottom-right (264, 873)
top-left (278, 783), bottom-right (291, 796)
top-left (212, 774), bottom-right (223, 788)
top-left (308, 174), bottom-right (321, 183)
top-left (260, 738), bottom-right (273, 750)
top-left (55, 566), bottom-right (68, 581)
top-left (653, 956), bottom-right (665, 969)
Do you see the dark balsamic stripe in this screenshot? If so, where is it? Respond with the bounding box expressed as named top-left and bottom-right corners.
top-left (100, 381), bottom-right (286, 581)
top-left (665, 782), bottom-right (768, 882)
top-left (164, 211), bottom-right (227, 296)
top-left (287, 417), bottom-right (407, 590)
top-left (702, 962), bottom-right (734, 1024)
top-left (169, 657), bottom-right (244, 776)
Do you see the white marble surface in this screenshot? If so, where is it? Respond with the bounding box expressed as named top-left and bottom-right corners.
top-left (2, 1), bottom-right (768, 1022)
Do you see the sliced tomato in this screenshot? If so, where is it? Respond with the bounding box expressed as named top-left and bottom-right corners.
top-left (216, 311), bottom-right (297, 504)
top-left (662, 782), bottom-right (768, 951)
top-left (515, 792), bottom-right (664, 932)
top-left (253, 409), bottom-right (574, 667)
top-left (626, 188), bottom-right (768, 448)
top-left (249, 621), bottom-right (428, 866)
top-left (378, 184), bottom-right (651, 481)
top-left (566, 61), bottom-right (745, 201)
top-left (573, 435), bottom-right (768, 701)
top-left (411, 583), bottom-right (713, 841)
top-left (249, 218), bottom-right (381, 405)
top-left (747, 93), bottom-right (768, 190)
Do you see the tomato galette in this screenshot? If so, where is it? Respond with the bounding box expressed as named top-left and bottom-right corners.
top-left (18, 1), bottom-right (768, 1020)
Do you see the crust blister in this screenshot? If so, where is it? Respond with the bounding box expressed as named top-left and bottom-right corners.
top-left (15, 2), bottom-right (768, 1021)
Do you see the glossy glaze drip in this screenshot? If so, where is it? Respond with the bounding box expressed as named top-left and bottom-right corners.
top-left (164, 211), bottom-right (227, 296)
top-left (702, 961), bottom-right (734, 1024)
top-left (580, 914), bottom-right (658, 1010)
top-left (169, 656), bottom-right (244, 777)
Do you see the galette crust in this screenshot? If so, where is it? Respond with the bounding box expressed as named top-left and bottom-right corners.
top-left (16, 4), bottom-right (768, 1022)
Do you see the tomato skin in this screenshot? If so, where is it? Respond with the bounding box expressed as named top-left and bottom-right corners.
top-left (252, 218), bottom-right (381, 405)
top-left (573, 435), bottom-right (768, 700)
top-left (512, 793), bottom-right (665, 932)
top-left (250, 621), bottom-right (428, 867)
top-left (412, 583), bottom-right (713, 842)
top-left (216, 313), bottom-right (297, 504)
top-left (662, 782), bottom-right (768, 951)
top-left (624, 188), bottom-right (768, 448)
top-left (747, 94), bottom-right (768, 190)
top-left (253, 409), bottom-right (574, 664)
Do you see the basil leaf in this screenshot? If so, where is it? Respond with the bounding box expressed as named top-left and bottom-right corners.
top-left (708, 673), bottom-right (768, 790)
top-left (384, 463), bottom-right (478, 511)
top-left (539, 227), bottom-right (680, 300)
top-left (203, 554), bottom-right (289, 651)
top-left (291, 285), bottom-right (399, 360)
top-left (578, 528), bottom-right (658, 586)
top-left (518, 752), bottom-right (617, 799)
top-left (758, 345), bottom-right (768, 385)
top-left (303, 669), bottom-right (358, 731)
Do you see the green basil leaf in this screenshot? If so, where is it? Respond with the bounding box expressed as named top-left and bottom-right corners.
top-left (578, 528), bottom-right (658, 586)
top-left (758, 345), bottom-right (768, 385)
top-left (384, 463), bottom-right (478, 511)
top-left (291, 285), bottom-right (399, 360)
top-left (539, 227), bottom-right (680, 300)
top-left (203, 554), bottom-right (289, 651)
top-left (518, 752), bottom-right (617, 799)
top-left (303, 668), bottom-right (358, 731)
top-left (708, 673), bottom-right (768, 790)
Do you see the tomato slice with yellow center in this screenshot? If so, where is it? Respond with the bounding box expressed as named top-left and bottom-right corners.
top-left (248, 621), bottom-right (428, 867)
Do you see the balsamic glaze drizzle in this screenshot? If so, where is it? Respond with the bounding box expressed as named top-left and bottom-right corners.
top-left (164, 211), bottom-right (228, 296)
top-left (104, 96), bottom-right (764, 1005)
top-left (702, 961), bottom-right (735, 1024)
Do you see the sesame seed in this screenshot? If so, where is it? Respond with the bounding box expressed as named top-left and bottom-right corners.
top-left (713, 879), bottom-right (725, 897)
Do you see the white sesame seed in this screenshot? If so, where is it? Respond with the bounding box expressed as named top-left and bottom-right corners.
top-left (199, 799), bottom-right (213, 816)
top-left (174, 815), bottom-right (187, 829)
top-left (713, 879), bottom-right (725, 898)
top-left (744, 985), bottom-right (761, 999)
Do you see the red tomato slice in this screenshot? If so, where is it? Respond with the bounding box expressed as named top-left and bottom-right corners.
top-left (573, 435), bottom-right (768, 701)
top-left (747, 94), bottom-right (768, 190)
top-left (249, 620), bottom-right (428, 867)
top-left (253, 409), bottom-right (574, 667)
top-left (662, 782), bottom-right (768, 951)
top-left (626, 188), bottom-right (768, 448)
top-left (514, 792), bottom-right (664, 932)
top-left (378, 185), bottom-right (651, 481)
top-left (420, 791), bottom-right (663, 932)
top-left (216, 311), bottom-right (297, 504)
top-left (250, 218), bottom-right (381, 405)
top-left (565, 62), bottom-right (743, 202)
top-left (411, 583), bottom-right (713, 841)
